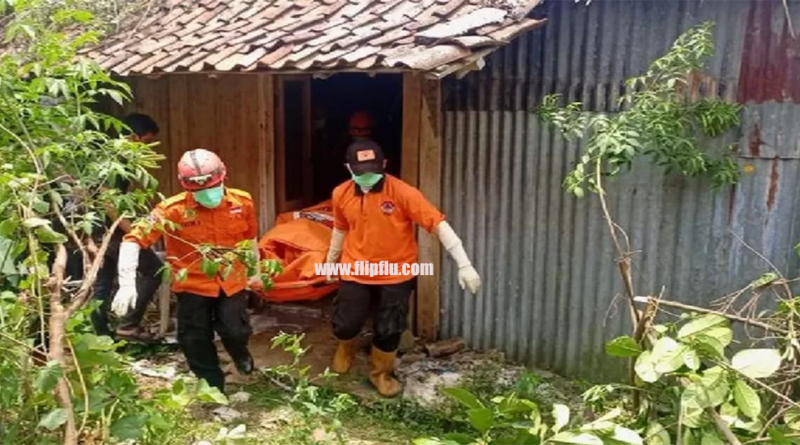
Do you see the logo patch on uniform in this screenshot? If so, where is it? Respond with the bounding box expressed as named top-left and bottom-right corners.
top-left (381, 201), bottom-right (395, 215)
top-left (357, 150), bottom-right (376, 161)
top-left (230, 207), bottom-right (243, 214)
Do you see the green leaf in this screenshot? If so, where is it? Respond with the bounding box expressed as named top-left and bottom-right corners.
top-left (784, 407), bottom-right (800, 431)
top-left (23, 217), bottom-right (50, 228)
top-left (466, 408), bottom-right (494, 434)
top-left (201, 258), bottom-right (220, 278)
top-left (731, 349), bottom-right (782, 379)
top-left (176, 268), bottom-right (188, 283)
top-left (38, 408), bottom-right (68, 430)
top-left (768, 428), bottom-right (793, 445)
top-left (196, 378), bottom-right (228, 405)
top-left (682, 367), bottom-right (729, 410)
top-left (680, 429), bottom-right (702, 445)
top-left (644, 421), bottom-right (670, 445)
top-left (35, 226), bottom-right (68, 244)
top-left (611, 426), bottom-right (643, 445)
top-left (605, 336), bottom-right (642, 357)
top-left (634, 351), bottom-right (660, 383)
top-left (694, 333), bottom-right (727, 358)
top-left (678, 314), bottom-right (728, 339)
top-left (110, 415), bottom-right (148, 440)
top-left (549, 432), bottom-right (603, 445)
top-left (750, 272), bottom-right (779, 288)
top-left (684, 348), bottom-right (701, 371)
top-left (442, 387), bottom-right (484, 410)
top-left (442, 433), bottom-right (475, 444)
top-left (552, 404), bottom-right (570, 433)
top-left (681, 405), bottom-right (706, 429)
top-left (651, 336), bottom-right (687, 374)
top-left (35, 360), bottom-right (63, 393)
top-left (107, 90), bottom-right (124, 106)
top-left (700, 430), bottom-right (724, 445)
top-left (413, 439), bottom-right (454, 445)
top-left (733, 380), bottom-right (761, 419)
top-left (0, 219), bottom-right (17, 236)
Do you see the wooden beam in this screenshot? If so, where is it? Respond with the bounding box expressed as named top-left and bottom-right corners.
top-left (274, 78), bottom-right (287, 214)
top-left (402, 73), bottom-right (423, 335)
top-left (168, 75), bottom-right (189, 196)
top-left (416, 77), bottom-right (443, 342)
top-left (401, 73), bottom-right (422, 187)
top-left (258, 74), bottom-right (276, 232)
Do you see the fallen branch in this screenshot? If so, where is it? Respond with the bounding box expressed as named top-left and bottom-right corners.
top-left (633, 296), bottom-right (789, 335)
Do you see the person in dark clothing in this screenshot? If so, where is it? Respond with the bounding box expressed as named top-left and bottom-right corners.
top-left (89, 113), bottom-right (164, 341)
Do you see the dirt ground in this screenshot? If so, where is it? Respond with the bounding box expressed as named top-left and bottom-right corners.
top-left (130, 296), bottom-right (587, 444)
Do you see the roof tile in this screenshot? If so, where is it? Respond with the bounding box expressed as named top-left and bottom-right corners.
top-left (87, 0), bottom-right (544, 75)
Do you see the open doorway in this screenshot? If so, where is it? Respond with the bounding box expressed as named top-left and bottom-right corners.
top-left (275, 73), bottom-right (403, 213)
top-left (254, 73), bottom-right (408, 389)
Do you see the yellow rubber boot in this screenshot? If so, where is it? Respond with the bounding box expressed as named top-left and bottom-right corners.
top-left (331, 338), bottom-right (357, 374)
top-left (369, 347), bottom-right (401, 398)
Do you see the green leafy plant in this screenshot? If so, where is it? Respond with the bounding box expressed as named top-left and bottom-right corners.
top-left (260, 333), bottom-right (357, 444)
top-left (415, 387), bottom-right (642, 445)
top-left (599, 309), bottom-right (800, 445)
top-left (536, 21), bottom-right (741, 197)
top-left (0, 1), bottom-right (281, 444)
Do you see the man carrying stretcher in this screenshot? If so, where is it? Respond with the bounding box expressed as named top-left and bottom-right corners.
top-left (324, 139), bottom-right (481, 397)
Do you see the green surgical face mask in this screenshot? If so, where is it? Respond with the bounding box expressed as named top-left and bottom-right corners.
top-left (193, 185), bottom-right (224, 209)
top-left (351, 172), bottom-right (383, 190)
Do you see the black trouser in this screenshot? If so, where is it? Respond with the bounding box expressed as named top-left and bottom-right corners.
top-left (90, 237), bottom-right (164, 336)
top-left (332, 278), bottom-right (415, 352)
top-left (176, 291), bottom-right (252, 392)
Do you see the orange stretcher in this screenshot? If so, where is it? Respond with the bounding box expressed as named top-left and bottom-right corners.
top-left (255, 200), bottom-right (339, 302)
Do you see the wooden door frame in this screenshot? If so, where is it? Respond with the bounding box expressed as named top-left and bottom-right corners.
top-left (275, 74), bottom-right (313, 214)
top-left (401, 73), bottom-right (443, 342)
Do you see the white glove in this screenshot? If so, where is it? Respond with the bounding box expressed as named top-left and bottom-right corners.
top-left (111, 241), bottom-right (141, 317)
top-left (436, 221), bottom-right (481, 294)
top-left (325, 228), bottom-right (346, 283)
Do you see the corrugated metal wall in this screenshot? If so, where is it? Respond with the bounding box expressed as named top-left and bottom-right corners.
top-left (439, 0), bottom-right (800, 380)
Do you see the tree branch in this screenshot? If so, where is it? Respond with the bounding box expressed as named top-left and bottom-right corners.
top-left (46, 244), bottom-right (78, 445)
top-left (633, 296), bottom-right (790, 335)
top-left (66, 215), bottom-right (124, 316)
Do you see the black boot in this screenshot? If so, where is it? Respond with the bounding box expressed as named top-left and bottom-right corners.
top-left (233, 352), bottom-right (254, 375)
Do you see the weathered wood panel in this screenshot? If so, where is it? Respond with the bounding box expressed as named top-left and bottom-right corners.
top-left (416, 78), bottom-right (443, 342)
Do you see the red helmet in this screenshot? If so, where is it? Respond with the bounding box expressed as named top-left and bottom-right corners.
top-left (349, 111), bottom-right (373, 137)
top-left (177, 148), bottom-right (227, 191)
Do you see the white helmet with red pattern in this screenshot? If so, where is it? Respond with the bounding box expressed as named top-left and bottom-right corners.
top-left (177, 148), bottom-right (227, 191)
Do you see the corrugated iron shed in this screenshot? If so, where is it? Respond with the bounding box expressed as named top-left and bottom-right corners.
top-left (439, 0), bottom-right (800, 380)
top-left (85, 0), bottom-right (546, 76)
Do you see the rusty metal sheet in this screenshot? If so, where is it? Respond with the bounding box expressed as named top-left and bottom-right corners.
top-left (738, 0), bottom-right (800, 103)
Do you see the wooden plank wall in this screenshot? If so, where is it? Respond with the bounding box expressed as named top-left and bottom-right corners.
top-left (402, 73), bottom-right (443, 342)
top-left (114, 74), bottom-right (275, 232)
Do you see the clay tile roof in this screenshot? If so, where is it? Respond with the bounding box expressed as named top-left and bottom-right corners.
top-left (85, 0), bottom-right (546, 76)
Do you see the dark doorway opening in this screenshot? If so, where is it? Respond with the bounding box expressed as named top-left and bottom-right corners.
top-left (310, 73), bottom-right (403, 203)
top-left (276, 73), bottom-right (403, 212)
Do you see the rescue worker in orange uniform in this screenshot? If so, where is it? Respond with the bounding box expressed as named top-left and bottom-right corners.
top-left (324, 140), bottom-right (481, 397)
top-left (111, 149), bottom-right (261, 392)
